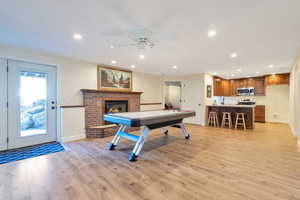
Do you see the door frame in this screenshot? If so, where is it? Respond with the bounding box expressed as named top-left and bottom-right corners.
top-left (0, 59), bottom-right (8, 151)
top-left (164, 81), bottom-right (182, 110)
top-left (0, 57), bottom-right (61, 150)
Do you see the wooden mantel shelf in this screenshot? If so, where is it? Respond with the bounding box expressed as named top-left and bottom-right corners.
top-left (80, 89), bottom-right (143, 95)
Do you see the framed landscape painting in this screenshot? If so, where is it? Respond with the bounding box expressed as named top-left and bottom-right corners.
top-left (97, 66), bottom-right (132, 91)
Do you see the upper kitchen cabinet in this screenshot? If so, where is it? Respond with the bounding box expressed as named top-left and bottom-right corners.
top-left (213, 77), bottom-right (223, 96)
top-left (213, 76), bottom-right (266, 96)
top-left (212, 73), bottom-right (289, 97)
top-left (246, 78), bottom-right (255, 87)
top-left (230, 80), bottom-right (237, 96)
top-left (254, 77), bottom-right (265, 96)
top-left (265, 73), bottom-right (290, 85)
top-left (213, 77), bottom-right (231, 96)
top-left (222, 79), bottom-right (231, 96)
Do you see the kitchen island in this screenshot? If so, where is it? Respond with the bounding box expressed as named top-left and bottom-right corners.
top-left (206, 104), bottom-right (255, 129)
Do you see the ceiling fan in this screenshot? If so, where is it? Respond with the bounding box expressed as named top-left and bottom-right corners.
top-left (107, 28), bottom-right (156, 50)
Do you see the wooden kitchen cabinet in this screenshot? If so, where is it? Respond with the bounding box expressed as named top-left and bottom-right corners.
top-left (213, 77), bottom-right (223, 96)
top-left (254, 77), bottom-right (265, 96)
top-left (265, 73), bottom-right (290, 85)
top-left (221, 79), bottom-right (231, 96)
top-left (213, 77), bottom-right (231, 96)
top-left (213, 76), bottom-right (268, 96)
top-left (255, 105), bottom-right (265, 122)
top-left (247, 78), bottom-right (255, 87)
top-left (230, 80), bottom-right (237, 96)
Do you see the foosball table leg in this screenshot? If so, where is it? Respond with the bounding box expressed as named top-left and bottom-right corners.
top-left (180, 122), bottom-right (190, 139)
top-left (162, 127), bottom-right (168, 135)
top-left (108, 125), bottom-right (127, 150)
top-left (129, 126), bottom-right (150, 162)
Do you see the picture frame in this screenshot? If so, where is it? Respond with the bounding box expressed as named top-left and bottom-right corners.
top-left (97, 66), bottom-right (132, 91)
top-left (207, 85), bottom-right (212, 98)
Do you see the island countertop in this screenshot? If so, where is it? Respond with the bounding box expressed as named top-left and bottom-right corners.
top-left (206, 104), bottom-right (255, 129)
top-left (206, 104), bottom-right (256, 108)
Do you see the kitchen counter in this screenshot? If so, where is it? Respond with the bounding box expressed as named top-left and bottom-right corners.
top-left (206, 105), bottom-right (255, 129)
top-left (207, 104), bottom-right (256, 108)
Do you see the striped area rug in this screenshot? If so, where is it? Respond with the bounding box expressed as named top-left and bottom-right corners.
top-left (0, 142), bottom-right (64, 164)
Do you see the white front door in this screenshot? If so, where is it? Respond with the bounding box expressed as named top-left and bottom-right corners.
top-left (7, 60), bottom-right (57, 149)
top-left (181, 79), bottom-right (204, 125)
top-left (0, 58), bottom-right (8, 151)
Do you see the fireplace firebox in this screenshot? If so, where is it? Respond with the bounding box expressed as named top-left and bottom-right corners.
top-left (105, 100), bottom-right (128, 114)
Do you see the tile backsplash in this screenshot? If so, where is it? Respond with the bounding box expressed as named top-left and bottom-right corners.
top-left (213, 96), bottom-right (255, 105)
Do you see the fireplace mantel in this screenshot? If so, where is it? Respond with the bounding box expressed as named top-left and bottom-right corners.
top-left (81, 89), bottom-right (143, 95)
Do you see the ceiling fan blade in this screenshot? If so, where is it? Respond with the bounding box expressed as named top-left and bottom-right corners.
top-left (101, 30), bottom-right (128, 37)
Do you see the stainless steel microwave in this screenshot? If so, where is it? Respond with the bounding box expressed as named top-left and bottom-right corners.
top-left (237, 87), bottom-right (255, 96)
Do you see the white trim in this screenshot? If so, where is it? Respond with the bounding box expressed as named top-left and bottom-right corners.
top-left (0, 58), bottom-right (8, 151)
top-left (0, 56), bottom-right (59, 68)
top-left (61, 134), bottom-right (86, 142)
top-left (297, 139), bottom-right (300, 148)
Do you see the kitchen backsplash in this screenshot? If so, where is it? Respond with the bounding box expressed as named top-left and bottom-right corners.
top-left (213, 96), bottom-right (256, 105)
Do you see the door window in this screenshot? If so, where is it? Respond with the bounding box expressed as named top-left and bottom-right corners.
top-left (20, 71), bottom-right (48, 137)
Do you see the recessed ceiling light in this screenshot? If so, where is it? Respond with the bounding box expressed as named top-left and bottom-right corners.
top-left (256, 71), bottom-right (260, 74)
top-left (208, 30), bottom-right (216, 37)
top-left (73, 34), bottom-right (82, 40)
top-left (111, 60), bottom-right (117, 64)
top-left (231, 74), bottom-right (235, 77)
top-left (130, 65), bottom-right (135, 68)
top-left (268, 65), bottom-right (274, 68)
top-left (212, 72), bottom-right (217, 75)
top-left (246, 75), bottom-right (251, 78)
top-left (236, 68), bottom-right (242, 72)
top-left (139, 54), bottom-right (145, 60)
top-left (173, 65), bottom-right (177, 69)
top-left (230, 53), bottom-right (237, 58)
top-left (110, 45), bottom-right (114, 49)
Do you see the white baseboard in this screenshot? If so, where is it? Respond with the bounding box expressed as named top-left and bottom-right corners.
top-left (61, 134), bottom-right (86, 142)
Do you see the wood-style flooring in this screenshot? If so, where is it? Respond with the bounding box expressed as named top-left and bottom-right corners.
top-left (1, 123), bottom-right (300, 200)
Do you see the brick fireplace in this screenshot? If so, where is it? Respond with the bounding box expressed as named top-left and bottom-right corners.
top-left (81, 89), bottom-right (143, 138)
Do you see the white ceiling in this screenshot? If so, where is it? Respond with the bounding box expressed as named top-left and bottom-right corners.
top-left (1, 0), bottom-right (300, 78)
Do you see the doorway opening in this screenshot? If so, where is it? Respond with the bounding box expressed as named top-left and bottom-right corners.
top-left (164, 81), bottom-right (182, 110)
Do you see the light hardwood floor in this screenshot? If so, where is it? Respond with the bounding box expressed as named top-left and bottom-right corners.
top-left (1, 123), bottom-right (300, 200)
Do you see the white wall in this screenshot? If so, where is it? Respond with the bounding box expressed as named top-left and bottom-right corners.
top-left (132, 71), bottom-right (164, 111)
top-left (289, 51), bottom-right (300, 143)
top-left (256, 85), bottom-right (290, 123)
top-left (0, 44), bottom-right (164, 141)
top-left (61, 108), bottom-right (85, 142)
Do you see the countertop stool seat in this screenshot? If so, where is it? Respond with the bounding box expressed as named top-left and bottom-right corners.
top-left (208, 111), bottom-right (219, 127)
top-left (221, 112), bottom-right (233, 128)
top-left (235, 113), bottom-right (246, 130)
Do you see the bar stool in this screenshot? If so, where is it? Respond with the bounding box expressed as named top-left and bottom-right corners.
top-left (221, 112), bottom-right (233, 128)
top-left (235, 113), bottom-right (246, 130)
top-left (208, 112), bottom-right (219, 127)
